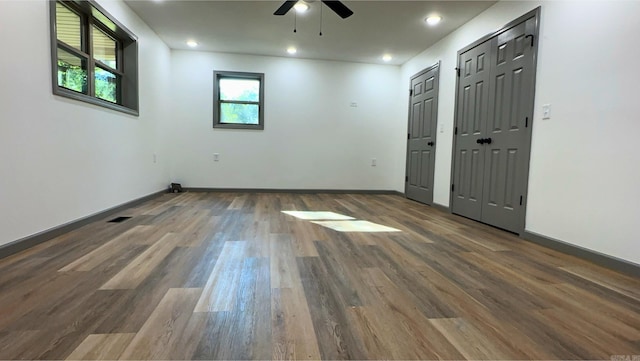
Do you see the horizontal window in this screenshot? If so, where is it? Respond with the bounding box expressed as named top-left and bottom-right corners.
top-left (50, 0), bottom-right (138, 115)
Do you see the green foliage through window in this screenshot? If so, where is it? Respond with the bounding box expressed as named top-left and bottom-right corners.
top-left (57, 60), bottom-right (87, 94)
top-left (95, 67), bottom-right (118, 103)
top-left (219, 79), bottom-right (259, 102)
top-left (220, 103), bottom-right (259, 125)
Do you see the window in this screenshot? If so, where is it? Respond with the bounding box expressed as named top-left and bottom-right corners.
top-left (50, 1), bottom-right (139, 115)
top-left (213, 71), bottom-right (265, 130)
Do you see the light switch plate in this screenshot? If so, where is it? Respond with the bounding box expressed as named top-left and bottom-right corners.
top-left (542, 104), bottom-right (551, 119)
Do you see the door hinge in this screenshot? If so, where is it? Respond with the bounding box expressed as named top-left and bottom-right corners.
top-left (406, 175), bottom-right (409, 182)
top-left (520, 195), bottom-right (523, 205)
top-left (409, 89), bottom-right (413, 96)
top-left (454, 126), bottom-right (458, 135)
top-left (525, 34), bottom-right (534, 47)
top-left (451, 184), bottom-right (455, 192)
top-left (525, 117), bottom-right (529, 128)
top-left (407, 133), bottom-right (410, 139)
top-left (455, 67), bottom-right (460, 77)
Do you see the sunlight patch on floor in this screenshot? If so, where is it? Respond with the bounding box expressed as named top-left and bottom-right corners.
top-left (311, 220), bottom-right (401, 233)
top-left (282, 210), bottom-right (401, 233)
top-left (281, 211), bottom-right (355, 220)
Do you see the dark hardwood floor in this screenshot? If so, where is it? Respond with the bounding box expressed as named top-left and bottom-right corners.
top-left (0, 192), bottom-right (638, 360)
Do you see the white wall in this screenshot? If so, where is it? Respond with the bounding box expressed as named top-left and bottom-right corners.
top-left (0, 0), bottom-right (171, 247)
top-left (402, 1), bottom-right (640, 264)
top-left (168, 51), bottom-right (404, 190)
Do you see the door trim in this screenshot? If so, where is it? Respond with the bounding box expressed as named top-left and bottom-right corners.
top-left (449, 7), bottom-right (541, 235)
top-left (409, 62), bottom-right (440, 84)
top-left (405, 61), bottom-right (440, 204)
top-left (457, 7), bottom-right (541, 55)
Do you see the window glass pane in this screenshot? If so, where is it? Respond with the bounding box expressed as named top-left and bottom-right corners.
top-left (220, 103), bottom-right (259, 125)
top-left (93, 26), bottom-right (117, 68)
top-left (92, 8), bottom-right (117, 33)
top-left (95, 67), bottom-right (119, 103)
top-left (56, 2), bottom-right (82, 50)
top-left (219, 78), bottom-right (259, 102)
top-left (57, 47), bottom-right (87, 93)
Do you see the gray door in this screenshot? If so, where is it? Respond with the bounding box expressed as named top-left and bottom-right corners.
top-left (451, 41), bottom-right (491, 220)
top-left (481, 18), bottom-right (536, 232)
top-left (406, 63), bottom-right (439, 205)
top-left (451, 10), bottom-right (538, 234)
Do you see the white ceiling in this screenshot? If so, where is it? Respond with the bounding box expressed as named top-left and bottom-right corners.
top-left (124, 0), bottom-right (496, 65)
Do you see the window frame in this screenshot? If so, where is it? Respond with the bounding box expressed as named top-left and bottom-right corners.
top-left (213, 71), bottom-right (265, 130)
top-left (50, 0), bottom-right (139, 115)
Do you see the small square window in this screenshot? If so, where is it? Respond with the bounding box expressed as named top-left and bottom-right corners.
top-left (213, 71), bottom-right (264, 130)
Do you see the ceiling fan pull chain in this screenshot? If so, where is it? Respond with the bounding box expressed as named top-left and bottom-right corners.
top-left (294, 11), bottom-right (297, 33)
top-left (319, 1), bottom-right (323, 36)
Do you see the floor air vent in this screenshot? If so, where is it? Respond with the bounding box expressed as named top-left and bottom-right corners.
top-left (108, 216), bottom-right (132, 223)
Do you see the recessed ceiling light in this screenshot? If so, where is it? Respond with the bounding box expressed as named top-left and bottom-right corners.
top-left (425, 15), bottom-right (442, 26)
top-left (186, 40), bottom-right (198, 48)
top-left (382, 54), bottom-right (392, 62)
top-left (294, 1), bottom-right (309, 13)
top-left (287, 47), bottom-right (297, 55)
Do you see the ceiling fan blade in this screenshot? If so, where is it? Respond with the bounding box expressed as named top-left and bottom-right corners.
top-left (274, 1), bottom-right (297, 16)
top-left (322, 1), bottom-right (353, 19)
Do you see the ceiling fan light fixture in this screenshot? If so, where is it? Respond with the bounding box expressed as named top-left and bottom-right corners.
top-left (287, 47), bottom-right (297, 55)
top-left (186, 40), bottom-right (198, 48)
top-left (294, 1), bottom-right (309, 13)
top-left (274, 0), bottom-right (352, 18)
top-left (425, 15), bottom-right (442, 26)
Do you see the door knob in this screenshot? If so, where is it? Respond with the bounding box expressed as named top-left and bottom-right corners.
top-left (427, 141), bottom-right (434, 146)
top-left (485, 137), bottom-right (492, 144)
top-left (476, 138), bottom-right (485, 144)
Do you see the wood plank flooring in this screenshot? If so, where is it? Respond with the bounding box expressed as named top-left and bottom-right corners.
top-left (0, 192), bottom-right (639, 360)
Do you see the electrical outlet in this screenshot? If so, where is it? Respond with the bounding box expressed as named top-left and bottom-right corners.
top-left (371, 158), bottom-right (377, 167)
top-left (214, 153), bottom-right (220, 162)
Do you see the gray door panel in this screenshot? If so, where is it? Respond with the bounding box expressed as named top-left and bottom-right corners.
top-left (451, 41), bottom-right (491, 220)
top-left (420, 150), bottom-right (433, 189)
top-left (481, 19), bottom-right (534, 233)
top-left (406, 64), bottom-right (440, 205)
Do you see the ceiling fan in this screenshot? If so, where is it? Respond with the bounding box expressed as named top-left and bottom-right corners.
top-left (273, 0), bottom-right (354, 19)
